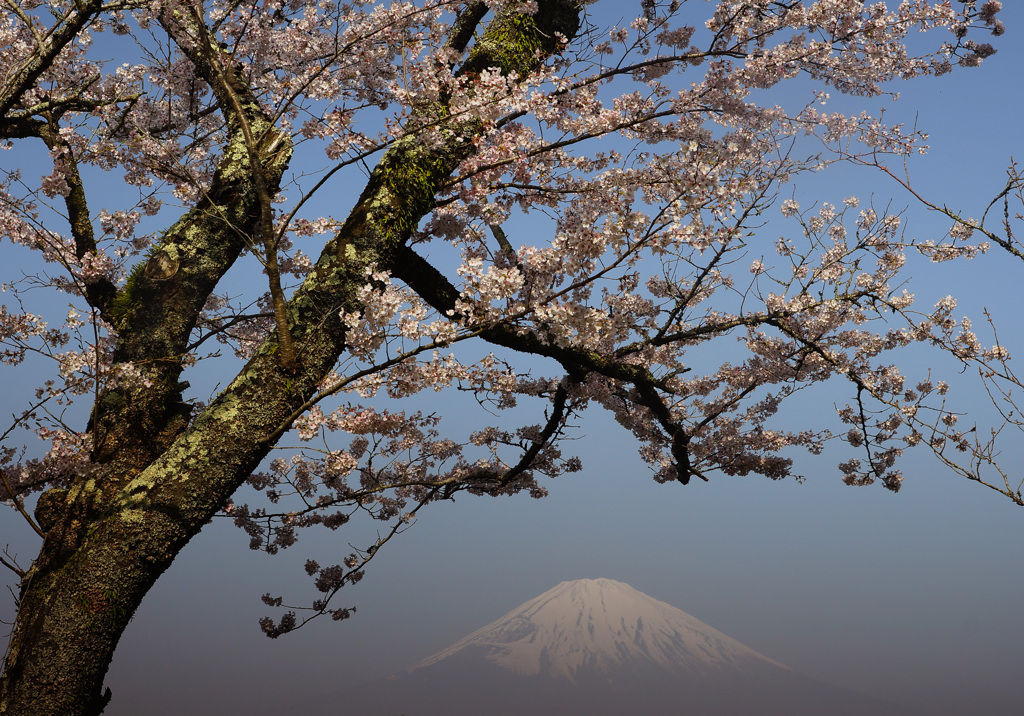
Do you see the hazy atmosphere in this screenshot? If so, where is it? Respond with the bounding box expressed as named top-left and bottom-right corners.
top-left (2, 2), bottom-right (1023, 715)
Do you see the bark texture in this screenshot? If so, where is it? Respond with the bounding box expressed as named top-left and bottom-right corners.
top-left (0, 3), bottom-right (585, 714)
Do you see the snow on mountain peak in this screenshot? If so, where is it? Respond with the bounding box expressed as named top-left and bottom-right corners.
top-left (411, 578), bottom-right (788, 683)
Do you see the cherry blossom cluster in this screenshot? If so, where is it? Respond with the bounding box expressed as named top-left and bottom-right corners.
top-left (0, 0), bottom-right (1009, 628)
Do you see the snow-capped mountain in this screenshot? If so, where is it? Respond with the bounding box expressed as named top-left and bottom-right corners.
top-left (410, 577), bottom-right (787, 683)
top-left (306, 578), bottom-right (929, 716)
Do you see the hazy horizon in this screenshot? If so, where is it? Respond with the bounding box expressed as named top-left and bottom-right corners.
top-left (298, 577), bottom-right (928, 716)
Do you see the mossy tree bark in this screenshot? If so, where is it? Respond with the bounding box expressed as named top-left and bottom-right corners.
top-left (0, 3), bottom-right (584, 714)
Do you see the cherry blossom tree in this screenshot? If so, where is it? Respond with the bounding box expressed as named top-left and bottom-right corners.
top-left (0, 1), bottom-right (1007, 713)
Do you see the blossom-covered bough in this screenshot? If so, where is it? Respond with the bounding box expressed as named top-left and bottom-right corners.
top-left (846, 149), bottom-right (1024, 507)
top-left (0, 1), bottom-right (1008, 713)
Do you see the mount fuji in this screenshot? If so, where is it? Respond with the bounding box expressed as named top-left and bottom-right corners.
top-left (313, 578), bottom-right (926, 715)
top-left (410, 577), bottom-right (790, 683)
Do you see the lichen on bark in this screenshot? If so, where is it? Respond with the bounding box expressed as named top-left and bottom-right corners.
top-left (0, 3), bottom-right (588, 714)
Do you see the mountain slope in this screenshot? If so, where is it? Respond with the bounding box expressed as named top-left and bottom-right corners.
top-left (411, 577), bottom-right (787, 683)
top-left (304, 579), bottom-right (929, 716)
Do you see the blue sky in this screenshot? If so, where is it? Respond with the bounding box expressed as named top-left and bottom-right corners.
top-left (2, 3), bottom-right (1023, 715)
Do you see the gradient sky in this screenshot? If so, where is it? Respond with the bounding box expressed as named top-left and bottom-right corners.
top-left (2, 4), bottom-right (1023, 716)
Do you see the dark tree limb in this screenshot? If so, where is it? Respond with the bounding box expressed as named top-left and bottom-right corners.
top-left (35, 122), bottom-right (118, 319)
top-left (0, 4), bottom-right (589, 714)
top-left (0, 0), bottom-right (106, 119)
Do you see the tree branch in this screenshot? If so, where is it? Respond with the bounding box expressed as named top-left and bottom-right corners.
top-left (0, 0), bottom-right (106, 119)
top-left (36, 122), bottom-right (117, 318)
top-left (183, 3), bottom-right (298, 370)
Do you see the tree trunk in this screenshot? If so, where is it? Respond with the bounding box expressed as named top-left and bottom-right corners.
top-left (0, 3), bottom-right (585, 713)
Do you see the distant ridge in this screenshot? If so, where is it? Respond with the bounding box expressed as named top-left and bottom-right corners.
top-left (306, 578), bottom-right (931, 716)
